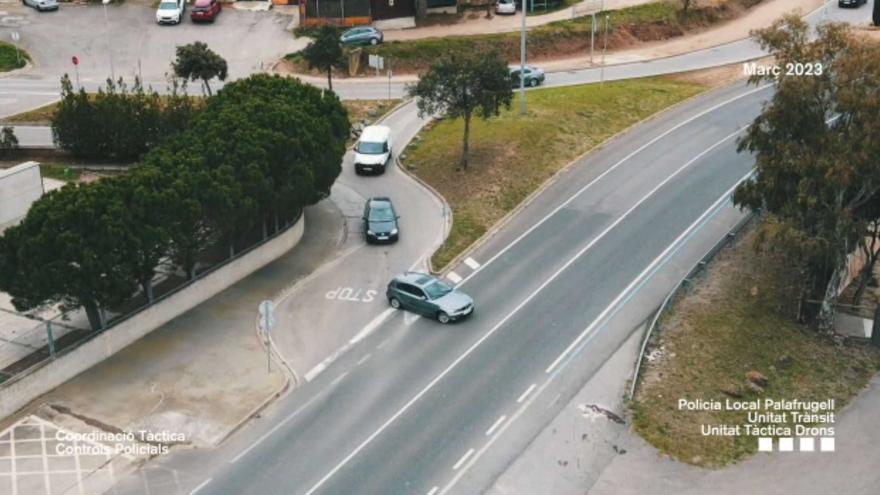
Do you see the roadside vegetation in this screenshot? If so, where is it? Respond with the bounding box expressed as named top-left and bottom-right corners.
top-left (289, 0), bottom-right (763, 76)
top-left (402, 76), bottom-right (705, 269)
top-left (631, 226), bottom-right (880, 467)
top-left (0, 41), bottom-right (28, 72)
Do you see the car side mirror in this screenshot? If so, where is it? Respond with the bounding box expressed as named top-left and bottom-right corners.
top-left (396, 215), bottom-right (401, 220)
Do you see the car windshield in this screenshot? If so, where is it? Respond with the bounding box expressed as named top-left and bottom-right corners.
top-left (159, 1), bottom-right (178, 9)
top-left (423, 281), bottom-right (453, 300)
top-left (369, 204), bottom-right (395, 222)
top-left (357, 141), bottom-right (385, 154)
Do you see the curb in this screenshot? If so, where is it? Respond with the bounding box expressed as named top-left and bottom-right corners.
top-left (0, 60), bottom-right (33, 80)
top-left (422, 75), bottom-right (753, 275)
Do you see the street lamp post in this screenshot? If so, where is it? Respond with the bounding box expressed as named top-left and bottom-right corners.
top-left (102, 0), bottom-right (115, 81)
top-left (519, 0), bottom-right (527, 115)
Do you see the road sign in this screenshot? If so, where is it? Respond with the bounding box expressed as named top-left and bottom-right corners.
top-left (72, 56), bottom-right (79, 66)
top-left (258, 300), bottom-right (275, 333)
top-left (368, 54), bottom-right (384, 71)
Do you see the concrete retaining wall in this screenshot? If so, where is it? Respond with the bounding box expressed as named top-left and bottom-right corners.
top-left (0, 162), bottom-right (43, 233)
top-left (0, 216), bottom-right (305, 419)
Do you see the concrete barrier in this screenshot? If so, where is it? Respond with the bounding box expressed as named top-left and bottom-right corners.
top-left (0, 216), bottom-right (305, 420)
top-left (0, 162), bottom-right (43, 233)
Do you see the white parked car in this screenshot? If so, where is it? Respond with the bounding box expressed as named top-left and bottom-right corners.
top-left (22, 0), bottom-right (59, 11)
top-left (156, 0), bottom-right (186, 25)
top-left (496, 0), bottom-right (517, 15)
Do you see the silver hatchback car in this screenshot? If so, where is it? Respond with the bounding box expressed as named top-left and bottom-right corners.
top-left (23, 0), bottom-right (59, 11)
top-left (387, 272), bottom-right (475, 324)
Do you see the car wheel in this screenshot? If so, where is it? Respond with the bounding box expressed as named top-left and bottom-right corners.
top-left (389, 297), bottom-right (401, 309)
top-left (437, 311), bottom-right (451, 324)
top-left (370, 38), bottom-right (379, 45)
top-left (529, 78), bottom-right (539, 87)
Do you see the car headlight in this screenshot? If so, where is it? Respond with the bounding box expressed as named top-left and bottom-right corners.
top-left (391, 228), bottom-right (398, 235)
top-left (367, 230), bottom-right (374, 236)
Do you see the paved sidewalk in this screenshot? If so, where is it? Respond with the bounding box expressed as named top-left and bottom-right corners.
top-left (4, 199), bottom-right (343, 455)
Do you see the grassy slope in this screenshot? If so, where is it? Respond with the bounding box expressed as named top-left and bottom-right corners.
top-left (403, 77), bottom-right (705, 269)
top-left (631, 226), bottom-right (880, 467)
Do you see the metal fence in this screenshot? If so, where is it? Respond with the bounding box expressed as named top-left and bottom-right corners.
top-left (628, 212), bottom-right (756, 399)
top-left (0, 210), bottom-right (302, 388)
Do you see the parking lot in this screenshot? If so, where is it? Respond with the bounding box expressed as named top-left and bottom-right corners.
top-left (3, 0), bottom-right (304, 85)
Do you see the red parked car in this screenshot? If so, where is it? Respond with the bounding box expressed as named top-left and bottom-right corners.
top-left (191, 0), bottom-right (221, 22)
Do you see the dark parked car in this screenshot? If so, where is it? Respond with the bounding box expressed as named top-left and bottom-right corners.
top-left (387, 272), bottom-right (475, 324)
top-left (340, 26), bottom-right (384, 46)
top-left (838, 0), bottom-right (866, 7)
top-left (363, 197), bottom-right (399, 244)
top-left (510, 65), bottom-right (545, 87)
top-left (191, 0), bottom-right (221, 22)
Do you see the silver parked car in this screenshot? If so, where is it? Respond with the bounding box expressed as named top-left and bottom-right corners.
top-left (22, 0), bottom-right (59, 11)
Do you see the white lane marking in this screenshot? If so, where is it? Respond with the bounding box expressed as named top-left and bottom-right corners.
top-left (457, 84), bottom-right (771, 288)
top-left (517, 384), bottom-right (536, 404)
top-left (485, 415), bottom-right (507, 437)
top-left (545, 167), bottom-right (751, 375)
top-left (306, 308), bottom-right (397, 382)
top-left (452, 448), bottom-right (475, 471)
top-left (189, 478), bottom-right (212, 495)
top-left (464, 257), bottom-right (480, 270)
top-left (439, 179), bottom-right (749, 495)
top-left (446, 271), bottom-right (462, 284)
top-left (350, 308), bottom-right (395, 344)
top-left (426, 487), bottom-right (439, 495)
top-left (230, 391), bottom-right (326, 464)
top-left (304, 362), bottom-right (329, 382)
top-left (331, 372), bottom-right (349, 387)
top-left (377, 337), bottom-right (392, 349)
top-left (302, 96), bottom-right (762, 495)
top-left (356, 353), bottom-right (372, 366)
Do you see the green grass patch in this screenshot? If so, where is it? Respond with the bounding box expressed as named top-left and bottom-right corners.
top-left (402, 77), bottom-right (706, 270)
top-left (631, 225), bottom-right (880, 467)
top-left (0, 41), bottom-right (28, 73)
top-left (40, 164), bottom-right (82, 182)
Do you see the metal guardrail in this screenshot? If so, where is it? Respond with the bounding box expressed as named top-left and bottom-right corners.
top-left (628, 212), bottom-right (756, 400)
top-left (0, 210), bottom-right (302, 389)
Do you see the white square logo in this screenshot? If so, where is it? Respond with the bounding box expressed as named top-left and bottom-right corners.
top-left (799, 437), bottom-right (815, 452)
top-left (758, 437), bottom-right (773, 452)
top-left (820, 437), bottom-right (835, 452)
top-left (779, 437), bottom-right (794, 452)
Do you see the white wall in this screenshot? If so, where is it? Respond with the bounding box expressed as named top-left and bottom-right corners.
top-left (0, 217), bottom-right (305, 420)
top-left (0, 162), bottom-right (43, 233)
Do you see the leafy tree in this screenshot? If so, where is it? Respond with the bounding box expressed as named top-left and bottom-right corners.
top-left (733, 17), bottom-right (880, 330)
top-left (0, 126), bottom-right (18, 150)
top-left (52, 75), bottom-right (194, 162)
top-left (0, 182), bottom-right (137, 331)
top-left (408, 50), bottom-right (513, 170)
top-left (301, 25), bottom-right (345, 91)
top-left (172, 42), bottom-right (228, 96)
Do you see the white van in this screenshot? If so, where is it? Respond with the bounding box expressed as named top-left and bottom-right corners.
top-left (354, 125), bottom-right (392, 175)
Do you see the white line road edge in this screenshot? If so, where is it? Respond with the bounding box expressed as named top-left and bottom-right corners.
top-left (485, 416), bottom-right (508, 437)
top-left (456, 84), bottom-right (770, 289)
top-left (189, 478), bottom-right (212, 495)
top-left (301, 104), bottom-right (753, 495)
top-left (439, 169), bottom-right (755, 495)
top-left (451, 448), bottom-right (475, 471)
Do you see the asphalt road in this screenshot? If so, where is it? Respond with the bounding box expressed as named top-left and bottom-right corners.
top-left (108, 80), bottom-right (771, 495)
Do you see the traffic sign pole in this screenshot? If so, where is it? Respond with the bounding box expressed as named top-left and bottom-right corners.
top-left (72, 56), bottom-right (81, 90)
top-left (258, 300), bottom-right (276, 373)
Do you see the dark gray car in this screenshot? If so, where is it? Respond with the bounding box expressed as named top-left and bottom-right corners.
top-left (363, 197), bottom-right (399, 244)
top-left (387, 272), bottom-right (474, 324)
top-left (340, 26), bottom-right (383, 46)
